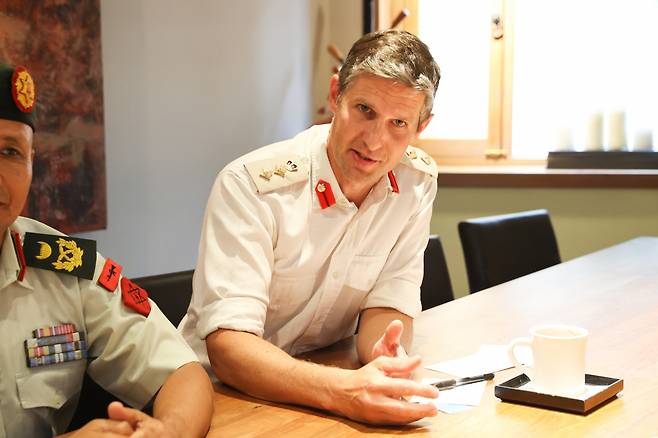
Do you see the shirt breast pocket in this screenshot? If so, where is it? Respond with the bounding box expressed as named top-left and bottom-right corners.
top-left (268, 273), bottom-right (316, 312)
top-left (16, 361), bottom-right (86, 410)
top-left (344, 255), bottom-right (388, 292)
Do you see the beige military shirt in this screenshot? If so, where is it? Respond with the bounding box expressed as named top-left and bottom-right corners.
top-left (0, 217), bottom-right (198, 437)
top-left (180, 124), bottom-right (438, 373)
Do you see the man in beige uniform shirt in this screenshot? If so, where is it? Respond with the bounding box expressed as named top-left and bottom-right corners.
top-left (180, 30), bottom-right (442, 425)
top-left (0, 64), bottom-right (213, 437)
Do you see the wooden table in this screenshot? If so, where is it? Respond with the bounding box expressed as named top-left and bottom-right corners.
top-left (207, 237), bottom-right (658, 437)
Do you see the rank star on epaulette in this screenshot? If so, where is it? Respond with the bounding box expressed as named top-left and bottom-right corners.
top-left (23, 233), bottom-right (97, 280)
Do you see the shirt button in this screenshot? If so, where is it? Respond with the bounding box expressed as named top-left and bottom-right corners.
top-left (338, 198), bottom-right (349, 207)
top-left (332, 271), bottom-right (341, 279)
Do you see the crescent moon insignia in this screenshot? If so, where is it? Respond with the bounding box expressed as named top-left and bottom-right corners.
top-left (36, 241), bottom-right (52, 260)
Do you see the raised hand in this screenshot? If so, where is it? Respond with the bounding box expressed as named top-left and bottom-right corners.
top-left (329, 355), bottom-right (438, 425)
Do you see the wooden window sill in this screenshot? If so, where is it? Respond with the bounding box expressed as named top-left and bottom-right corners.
top-left (437, 165), bottom-right (658, 188)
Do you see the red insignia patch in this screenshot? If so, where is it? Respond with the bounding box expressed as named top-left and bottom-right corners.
top-left (120, 277), bottom-right (151, 317)
top-left (11, 231), bottom-right (27, 281)
top-left (315, 179), bottom-right (336, 209)
top-left (11, 66), bottom-right (36, 113)
top-left (98, 258), bottom-right (122, 292)
top-left (387, 170), bottom-right (399, 193)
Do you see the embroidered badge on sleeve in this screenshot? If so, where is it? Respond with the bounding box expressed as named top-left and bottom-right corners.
top-left (120, 277), bottom-right (151, 317)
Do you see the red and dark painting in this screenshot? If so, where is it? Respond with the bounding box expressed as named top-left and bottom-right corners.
top-left (0, 0), bottom-right (106, 233)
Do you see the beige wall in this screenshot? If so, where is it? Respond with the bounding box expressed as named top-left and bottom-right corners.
top-left (310, 0), bottom-right (362, 123)
top-left (431, 186), bottom-right (658, 298)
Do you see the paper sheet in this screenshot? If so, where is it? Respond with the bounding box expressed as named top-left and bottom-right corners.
top-left (425, 344), bottom-right (530, 377)
top-left (410, 378), bottom-right (487, 414)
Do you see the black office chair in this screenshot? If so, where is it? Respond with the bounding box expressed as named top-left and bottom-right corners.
top-left (420, 235), bottom-right (454, 310)
top-left (458, 209), bottom-right (561, 293)
top-left (133, 269), bottom-right (195, 326)
top-left (67, 269), bottom-right (194, 431)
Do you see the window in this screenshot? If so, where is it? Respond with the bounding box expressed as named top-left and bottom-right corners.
top-left (377, 0), bottom-right (658, 164)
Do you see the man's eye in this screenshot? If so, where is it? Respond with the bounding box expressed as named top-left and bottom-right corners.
top-left (357, 104), bottom-right (371, 114)
top-left (392, 119), bottom-right (407, 128)
top-left (1, 147), bottom-right (21, 157)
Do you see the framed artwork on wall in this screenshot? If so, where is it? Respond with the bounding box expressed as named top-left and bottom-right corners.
top-left (0, 0), bottom-right (106, 233)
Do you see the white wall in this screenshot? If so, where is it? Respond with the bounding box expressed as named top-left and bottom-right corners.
top-left (78, 0), bottom-right (313, 277)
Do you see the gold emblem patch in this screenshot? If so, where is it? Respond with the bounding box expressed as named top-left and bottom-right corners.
top-left (12, 66), bottom-right (36, 113)
top-left (52, 238), bottom-right (84, 272)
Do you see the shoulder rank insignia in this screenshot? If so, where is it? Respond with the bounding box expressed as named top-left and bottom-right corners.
top-left (120, 277), bottom-right (151, 317)
top-left (23, 232), bottom-right (97, 280)
top-left (244, 155), bottom-right (310, 194)
top-left (400, 146), bottom-right (438, 178)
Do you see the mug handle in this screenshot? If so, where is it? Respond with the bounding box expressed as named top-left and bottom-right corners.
top-left (508, 337), bottom-right (533, 377)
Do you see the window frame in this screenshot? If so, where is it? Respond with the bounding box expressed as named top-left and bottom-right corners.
top-left (376, 0), bottom-right (546, 166)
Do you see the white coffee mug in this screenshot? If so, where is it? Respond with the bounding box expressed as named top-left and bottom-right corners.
top-left (508, 324), bottom-right (588, 395)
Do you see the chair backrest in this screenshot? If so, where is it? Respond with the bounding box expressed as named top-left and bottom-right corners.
top-left (133, 269), bottom-right (194, 326)
top-left (458, 209), bottom-right (561, 293)
top-left (420, 235), bottom-right (454, 310)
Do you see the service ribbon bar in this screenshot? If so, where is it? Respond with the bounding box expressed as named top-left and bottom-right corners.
top-left (32, 323), bottom-right (76, 338)
top-left (27, 349), bottom-right (87, 368)
top-left (25, 331), bottom-right (85, 348)
top-left (26, 340), bottom-right (87, 359)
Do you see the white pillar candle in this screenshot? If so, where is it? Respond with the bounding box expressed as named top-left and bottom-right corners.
top-left (584, 112), bottom-right (603, 151)
top-left (606, 110), bottom-right (627, 151)
top-left (553, 127), bottom-right (573, 151)
top-left (633, 129), bottom-right (654, 151)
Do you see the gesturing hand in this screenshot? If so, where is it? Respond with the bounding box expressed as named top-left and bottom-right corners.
top-left (331, 355), bottom-right (438, 425)
top-left (107, 401), bottom-right (180, 438)
top-left (371, 319), bottom-right (408, 360)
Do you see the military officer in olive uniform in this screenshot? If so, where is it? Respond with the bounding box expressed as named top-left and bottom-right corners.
top-left (0, 63), bottom-right (213, 437)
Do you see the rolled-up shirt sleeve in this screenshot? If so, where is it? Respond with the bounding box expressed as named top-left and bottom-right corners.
top-left (362, 175), bottom-right (437, 318)
top-left (194, 170), bottom-right (276, 339)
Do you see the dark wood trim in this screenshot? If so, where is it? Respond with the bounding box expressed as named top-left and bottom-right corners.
top-left (437, 166), bottom-right (658, 188)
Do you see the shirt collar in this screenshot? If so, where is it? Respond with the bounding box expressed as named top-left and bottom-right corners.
top-left (0, 224), bottom-right (34, 291)
top-left (309, 125), bottom-right (352, 210)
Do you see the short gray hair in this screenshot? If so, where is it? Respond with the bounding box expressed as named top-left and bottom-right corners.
top-left (338, 30), bottom-right (441, 125)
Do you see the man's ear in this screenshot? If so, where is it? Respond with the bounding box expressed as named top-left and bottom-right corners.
top-left (416, 114), bottom-right (433, 137)
top-left (327, 74), bottom-right (340, 113)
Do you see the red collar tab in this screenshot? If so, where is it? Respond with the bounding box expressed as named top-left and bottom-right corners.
top-left (11, 232), bottom-right (27, 281)
top-left (120, 277), bottom-right (151, 317)
top-left (387, 170), bottom-right (400, 194)
top-left (98, 258), bottom-right (123, 292)
top-left (315, 179), bottom-right (336, 209)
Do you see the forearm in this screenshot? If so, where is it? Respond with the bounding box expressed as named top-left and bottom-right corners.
top-left (357, 307), bottom-right (413, 364)
top-left (153, 362), bottom-right (214, 438)
top-left (206, 329), bottom-right (346, 412)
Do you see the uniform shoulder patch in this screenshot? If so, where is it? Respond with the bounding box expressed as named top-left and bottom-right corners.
top-left (400, 146), bottom-right (438, 178)
top-left (120, 277), bottom-right (151, 317)
top-left (23, 232), bottom-right (97, 280)
top-left (98, 258), bottom-right (123, 292)
top-left (244, 154), bottom-right (310, 194)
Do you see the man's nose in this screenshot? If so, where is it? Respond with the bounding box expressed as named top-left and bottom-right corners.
top-left (363, 119), bottom-right (387, 152)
